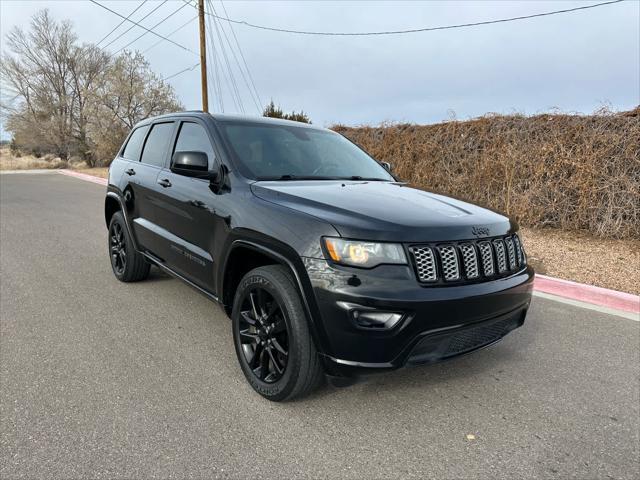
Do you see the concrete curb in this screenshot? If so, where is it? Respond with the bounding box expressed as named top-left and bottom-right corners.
top-left (56, 169), bottom-right (640, 316)
top-left (58, 169), bottom-right (108, 185)
top-left (534, 274), bottom-right (639, 315)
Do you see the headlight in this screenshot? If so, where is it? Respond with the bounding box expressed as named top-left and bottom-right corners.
top-left (322, 237), bottom-right (407, 268)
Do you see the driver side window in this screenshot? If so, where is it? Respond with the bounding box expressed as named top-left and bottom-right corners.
top-left (174, 122), bottom-right (216, 169)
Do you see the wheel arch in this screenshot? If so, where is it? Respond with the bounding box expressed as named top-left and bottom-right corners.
top-left (105, 194), bottom-right (121, 228)
top-left (220, 239), bottom-right (331, 356)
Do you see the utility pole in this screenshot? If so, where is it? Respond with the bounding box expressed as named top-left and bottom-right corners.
top-left (198, 0), bottom-right (209, 112)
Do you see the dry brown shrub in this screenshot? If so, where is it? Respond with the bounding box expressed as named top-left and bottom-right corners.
top-left (334, 107), bottom-right (640, 239)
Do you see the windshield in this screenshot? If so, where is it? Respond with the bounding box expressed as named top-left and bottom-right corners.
top-left (219, 122), bottom-right (394, 181)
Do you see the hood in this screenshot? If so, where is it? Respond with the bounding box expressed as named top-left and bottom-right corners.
top-left (251, 180), bottom-right (515, 242)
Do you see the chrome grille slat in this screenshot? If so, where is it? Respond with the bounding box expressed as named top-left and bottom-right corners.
top-left (513, 234), bottom-right (524, 266)
top-left (478, 241), bottom-right (495, 276)
top-left (410, 234), bottom-right (526, 284)
top-left (410, 246), bottom-right (437, 282)
top-left (493, 239), bottom-right (508, 273)
top-left (459, 244), bottom-right (479, 279)
top-left (437, 245), bottom-right (460, 281)
top-left (504, 237), bottom-right (517, 270)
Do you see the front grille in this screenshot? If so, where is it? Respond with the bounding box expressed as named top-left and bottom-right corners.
top-left (409, 234), bottom-right (526, 285)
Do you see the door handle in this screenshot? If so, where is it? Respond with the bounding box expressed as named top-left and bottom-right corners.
top-left (189, 200), bottom-right (206, 209)
top-left (125, 168), bottom-right (136, 176)
top-left (157, 178), bottom-right (172, 188)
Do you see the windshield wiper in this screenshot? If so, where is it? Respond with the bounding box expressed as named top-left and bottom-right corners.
top-left (275, 175), bottom-right (334, 181)
top-left (345, 176), bottom-right (389, 181)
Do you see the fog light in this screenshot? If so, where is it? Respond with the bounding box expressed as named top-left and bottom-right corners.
top-left (337, 302), bottom-right (404, 330)
top-left (354, 311), bottom-right (403, 329)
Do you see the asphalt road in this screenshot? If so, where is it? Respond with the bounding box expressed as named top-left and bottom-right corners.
top-left (1, 172), bottom-right (638, 479)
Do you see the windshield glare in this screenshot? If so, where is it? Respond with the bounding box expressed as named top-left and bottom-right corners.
top-left (220, 122), bottom-right (394, 181)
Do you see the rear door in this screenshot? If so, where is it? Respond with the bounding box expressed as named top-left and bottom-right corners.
top-left (128, 121), bottom-right (177, 259)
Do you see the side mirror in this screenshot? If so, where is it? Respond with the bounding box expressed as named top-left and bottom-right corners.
top-left (171, 151), bottom-right (209, 177)
top-left (381, 161), bottom-right (392, 172)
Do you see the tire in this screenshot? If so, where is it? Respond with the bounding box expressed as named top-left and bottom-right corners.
top-left (232, 265), bottom-right (324, 401)
top-left (108, 211), bottom-right (150, 282)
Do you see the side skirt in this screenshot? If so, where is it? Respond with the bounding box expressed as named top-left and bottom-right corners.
top-left (141, 251), bottom-right (221, 305)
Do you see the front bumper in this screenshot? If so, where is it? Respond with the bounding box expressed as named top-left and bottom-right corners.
top-left (302, 258), bottom-right (534, 378)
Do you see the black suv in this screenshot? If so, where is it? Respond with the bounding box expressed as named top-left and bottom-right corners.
top-left (105, 112), bottom-right (534, 401)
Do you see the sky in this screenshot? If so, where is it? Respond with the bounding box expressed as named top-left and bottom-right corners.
top-left (1, 0), bottom-right (639, 135)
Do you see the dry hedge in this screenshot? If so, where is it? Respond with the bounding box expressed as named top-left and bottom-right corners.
top-left (334, 107), bottom-right (640, 239)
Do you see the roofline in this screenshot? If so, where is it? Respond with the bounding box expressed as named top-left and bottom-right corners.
top-left (132, 111), bottom-right (325, 131)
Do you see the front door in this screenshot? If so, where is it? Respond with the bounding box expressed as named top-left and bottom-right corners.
top-left (153, 120), bottom-right (219, 291)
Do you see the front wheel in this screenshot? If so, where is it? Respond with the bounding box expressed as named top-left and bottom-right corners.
top-left (231, 265), bottom-right (324, 401)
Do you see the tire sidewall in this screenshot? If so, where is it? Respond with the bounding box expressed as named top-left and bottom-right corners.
top-left (232, 269), bottom-right (303, 401)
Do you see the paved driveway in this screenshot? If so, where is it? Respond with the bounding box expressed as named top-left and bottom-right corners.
top-left (1, 172), bottom-right (638, 479)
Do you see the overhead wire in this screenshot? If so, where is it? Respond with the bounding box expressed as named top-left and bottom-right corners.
top-left (95, 0), bottom-right (148, 46)
top-left (102, 0), bottom-right (167, 50)
top-left (206, 0), bottom-right (243, 112)
top-left (219, 0), bottom-right (262, 109)
top-left (89, 0), bottom-right (195, 54)
top-left (206, 1), bottom-right (230, 112)
top-left (142, 14), bottom-right (198, 54)
top-left (196, 0), bottom-right (625, 36)
top-left (163, 62), bottom-right (200, 81)
top-left (114, 1), bottom-right (194, 55)
top-left (209, 0), bottom-right (261, 113)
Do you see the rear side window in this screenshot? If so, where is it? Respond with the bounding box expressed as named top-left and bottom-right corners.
top-left (140, 122), bottom-right (174, 168)
top-left (121, 126), bottom-right (148, 161)
top-left (174, 122), bottom-right (216, 169)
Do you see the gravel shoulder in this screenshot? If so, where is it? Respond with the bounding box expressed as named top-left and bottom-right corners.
top-left (520, 227), bottom-right (640, 295)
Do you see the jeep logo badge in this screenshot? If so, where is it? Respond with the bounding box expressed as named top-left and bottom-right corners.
top-left (471, 226), bottom-right (490, 237)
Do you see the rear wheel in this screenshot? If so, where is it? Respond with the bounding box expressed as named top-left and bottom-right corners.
top-left (108, 211), bottom-right (150, 282)
top-left (232, 265), bottom-right (324, 401)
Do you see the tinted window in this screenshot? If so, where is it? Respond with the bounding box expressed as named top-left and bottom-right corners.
top-left (121, 126), bottom-right (148, 161)
top-left (140, 123), bottom-right (174, 167)
top-left (174, 122), bottom-right (215, 169)
top-left (219, 123), bottom-right (394, 181)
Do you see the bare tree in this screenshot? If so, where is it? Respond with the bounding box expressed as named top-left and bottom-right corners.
top-left (1, 10), bottom-right (78, 158)
top-left (2, 9), bottom-right (183, 166)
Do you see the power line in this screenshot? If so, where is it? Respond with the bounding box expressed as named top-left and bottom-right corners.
top-left (196, 0), bottom-right (625, 36)
top-left (115, 1), bottom-right (193, 55)
top-left (88, 0), bottom-right (194, 53)
top-left (142, 14), bottom-right (198, 54)
top-left (95, 0), bottom-right (148, 46)
top-left (219, 0), bottom-right (262, 109)
top-left (163, 62), bottom-right (200, 81)
top-left (207, 0), bottom-right (243, 113)
top-left (208, 0), bottom-right (259, 113)
top-left (102, 1), bottom-right (167, 50)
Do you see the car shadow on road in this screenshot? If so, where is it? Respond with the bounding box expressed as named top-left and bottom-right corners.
top-left (297, 321), bottom-right (537, 404)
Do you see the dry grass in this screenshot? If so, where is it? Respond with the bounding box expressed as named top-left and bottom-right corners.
top-left (0, 147), bottom-right (69, 170)
top-left (0, 147), bottom-right (108, 178)
top-left (335, 107), bottom-right (640, 239)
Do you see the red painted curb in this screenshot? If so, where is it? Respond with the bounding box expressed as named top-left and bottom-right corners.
top-left (56, 169), bottom-right (639, 316)
top-left (58, 169), bottom-right (107, 186)
top-left (534, 274), bottom-right (639, 314)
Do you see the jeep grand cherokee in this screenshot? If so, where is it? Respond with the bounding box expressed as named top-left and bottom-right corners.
top-left (105, 112), bottom-right (534, 401)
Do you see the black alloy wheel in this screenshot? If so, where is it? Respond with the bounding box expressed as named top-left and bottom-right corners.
top-left (110, 221), bottom-right (126, 276)
top-left (107, 211), bottom-right (150, 282)
top-left (238, 287), bottom-right (289, 383)
top-left (231, 265), bottom-right (324, 401)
